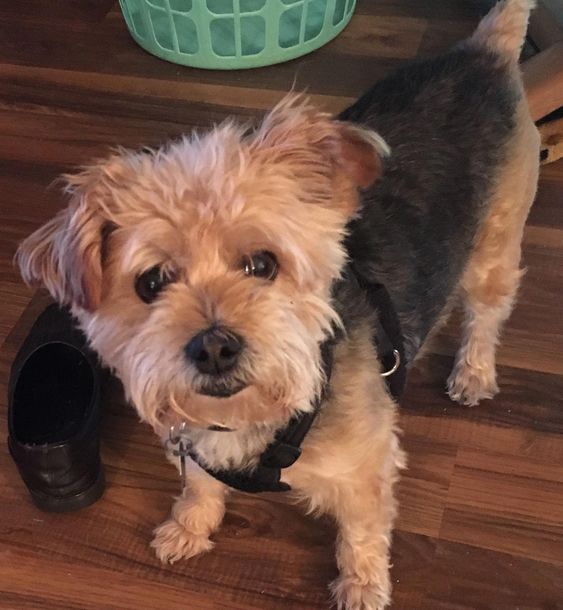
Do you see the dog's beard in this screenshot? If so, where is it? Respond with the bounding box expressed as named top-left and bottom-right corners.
top-left (113, 338), bottom-right (325, 436)
top-left (195, 376), bottom-right (247, 398)
top-left (77, 283), bottom-right (342, 445)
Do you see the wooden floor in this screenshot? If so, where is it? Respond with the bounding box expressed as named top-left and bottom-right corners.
top-left (1, 1), bottom-right (562, 608)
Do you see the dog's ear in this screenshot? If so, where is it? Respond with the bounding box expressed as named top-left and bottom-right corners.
top-left (253, 94), bottom-right (389, 190)
top-left (16, 159), bottom-right (123, 311)
top-left (328, 121), bottom-right (390, 188)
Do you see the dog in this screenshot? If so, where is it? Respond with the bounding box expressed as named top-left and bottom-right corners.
top-left (16, 1), bottom-right (539, 608)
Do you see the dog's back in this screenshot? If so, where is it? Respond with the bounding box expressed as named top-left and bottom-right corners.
top-left (341, 0), bottom-right (538, 364)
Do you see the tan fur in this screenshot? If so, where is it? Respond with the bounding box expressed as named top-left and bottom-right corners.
top-left (448, 97), bottom-right (540, 406)
top-left (284, 327), bottom-right (405, 610)
top-left (16, 94), bottom-right (398, 609)
top-left (14, 4), bottom-right (539, 607)
top-left (17, 96), bottom-right (385, 445)
top-left (539, 117), bottom-right (563, 165)
top-left (151, 461), bottom-right (228, 563)
top-left (471, 0), bottom-right (536, 62)
top-left (152, 327), bottom-right (405, 609)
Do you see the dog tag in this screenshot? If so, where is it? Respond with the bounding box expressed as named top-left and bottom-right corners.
top-left (177, 438), bottom-right (190, 492)
top-left (167, 423), bottom-right (191, 493)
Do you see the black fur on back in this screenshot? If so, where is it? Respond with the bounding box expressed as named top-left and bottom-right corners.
top-left (338, 44), bottom-right (520, 362)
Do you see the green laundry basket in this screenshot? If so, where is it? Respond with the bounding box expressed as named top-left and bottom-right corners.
top-left (119, 0), bottom-right (357, 70)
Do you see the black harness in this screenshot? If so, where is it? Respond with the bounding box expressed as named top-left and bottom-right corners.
top-left (189, 273), bottom-right (406, 493)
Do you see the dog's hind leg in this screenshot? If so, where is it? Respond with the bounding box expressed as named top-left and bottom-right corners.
top-left (448, 101), bottom-right (540, 406)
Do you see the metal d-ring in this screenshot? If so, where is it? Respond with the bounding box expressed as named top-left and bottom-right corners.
top-left (168, 421), bottom-right (187, 447)
top-left (380, 349), bottom-right (401, 378)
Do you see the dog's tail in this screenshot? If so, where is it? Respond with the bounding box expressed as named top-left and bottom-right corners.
top-left (470, 0), bottom-right (535, 63)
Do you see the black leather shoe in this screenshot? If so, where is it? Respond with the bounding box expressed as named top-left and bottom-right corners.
top-left (8, 304), bottom-right (105, 512)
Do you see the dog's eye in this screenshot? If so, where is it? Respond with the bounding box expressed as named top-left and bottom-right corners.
top-left (242, 251), bottom-right (278, 281)
top-left (135, 266), bottom-right (176, 304)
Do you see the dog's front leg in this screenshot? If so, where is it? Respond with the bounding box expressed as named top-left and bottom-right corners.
top-left (329, 476), bottom-right (395, 610)
top-left (151, 461), bottom-right (228, 564)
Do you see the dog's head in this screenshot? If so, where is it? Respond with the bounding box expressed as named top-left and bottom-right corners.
top-left (16, 95), bottom-right (388, 433)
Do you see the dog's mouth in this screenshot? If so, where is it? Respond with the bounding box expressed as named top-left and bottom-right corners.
top-left (197, 380), bottom-right (247, 398)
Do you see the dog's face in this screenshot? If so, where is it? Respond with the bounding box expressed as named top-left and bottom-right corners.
top-left (17, 96), bottom-right (387, 434)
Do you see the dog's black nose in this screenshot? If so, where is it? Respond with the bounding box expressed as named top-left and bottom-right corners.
top-left (185, 327), bottom-right (243, 376)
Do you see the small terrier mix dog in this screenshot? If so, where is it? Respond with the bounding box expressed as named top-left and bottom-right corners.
top-left (17, 1), bottom-right (539, 608)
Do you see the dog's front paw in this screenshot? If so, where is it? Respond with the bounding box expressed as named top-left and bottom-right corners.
top-left (447, 361), bottom-right (499, 407)
top-left (151, 518), bottom-right (214, 564)
top-left (330, 575), bottom-right (391, 610)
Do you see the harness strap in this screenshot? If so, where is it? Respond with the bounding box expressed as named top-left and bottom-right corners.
top-left (190, 274), bottom-right (405, 493)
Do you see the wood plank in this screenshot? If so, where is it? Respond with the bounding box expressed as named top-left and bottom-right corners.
top-left (396, 436), bottom-right (458, 538)
top-left (327, 15), bottom-right (427, 59)
top-left (402, 355), bottom-right (563, 437)
top-left (428, 538), bottom-right (563, 610)
top-left (440, 447), bottom-right (563, 565)
top-left (0, 63), bottom-right (355, 115)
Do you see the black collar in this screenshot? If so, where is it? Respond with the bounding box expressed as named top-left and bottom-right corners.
top-left (189, 271), bottom-right (406, 493)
